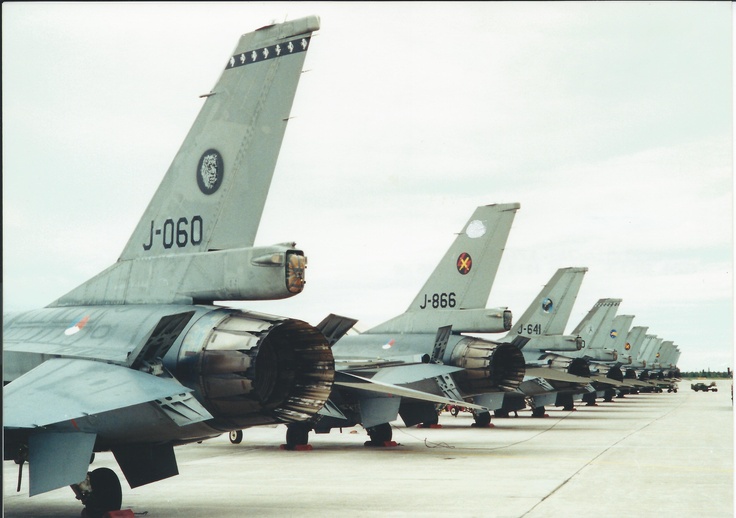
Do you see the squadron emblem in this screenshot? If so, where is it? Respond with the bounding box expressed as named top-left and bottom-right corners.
top-left (197, 149), bottom-right (224, 195)
top-left (456, 253), bottom-right (472, 275)
top-left (541, 298), bottom-right (554, 313)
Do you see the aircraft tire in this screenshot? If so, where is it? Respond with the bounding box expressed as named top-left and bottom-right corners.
top-left (473, 412), bottom-right (492, 427)
top-left (285, 423), bottom-right (310, 449)
top-left (366, 423), bottom-right (392, 445)
top-left (229, 430), bottom-right (243, 444)
top-left (531, 406), bottom-right (546, 418)
top-left (419, 414), bottom-right (439, 428)
top-left (84, 467), bottom-right (122, 518)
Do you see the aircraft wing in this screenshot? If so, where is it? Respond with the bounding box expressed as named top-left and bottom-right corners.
top-left (334, 371), bottom-right (488, 411)
top-left (525, 366), bottom-right (592, 384)
top-left (589, 375), bottom-right (626, 388)
top-left (624, 378), bottom-right (652, 388)
top-left (4, 358), bottom-right (212, 429)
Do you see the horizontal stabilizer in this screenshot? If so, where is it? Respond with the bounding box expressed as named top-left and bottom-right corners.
top-left (525, 366), bottom-right (591, 384)
top-left (334, 371), bottom-right (487, 410)
top-left (4, 358), bottom-right (212, 429)
top-left (335, 358), bottom-right (415, 370)
top-left (367, 363), bottom-right (464, 385)
top-left (590, 375), bottom-right (626, 388)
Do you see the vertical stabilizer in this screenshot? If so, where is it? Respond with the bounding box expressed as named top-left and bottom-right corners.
top-left (50, 17), bottom-right (320, 306)
top-left (637, 335), bottom-right (660, 367)
top-left (120, 16), bottom-right (320, 260)
top-left (407, 203), bottom-right (520, 311)
top-left (570, 298), bottom-right (621, 348)
top-left (622, 326), bottom-right (648, 363)
top-left (366, 203), bottom-right (519, 334)
top-left (502, 267), bottom-right (588, 341)
top-left (607, 315), bottom-right (634, 356)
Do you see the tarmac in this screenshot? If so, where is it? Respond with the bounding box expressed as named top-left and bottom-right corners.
top-left (4, 379), bottom-right (733, 518)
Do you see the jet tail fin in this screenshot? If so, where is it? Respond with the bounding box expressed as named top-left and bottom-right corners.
top-left (367, 203), bottom-right (519, 334)
top-left (121, 16), bottom-right (320, 260)
top-left (408, 203), bottom-right (519, 311)
top-left (570, 298), bottom-right (622, 348)
top-left (503, 267), bottom-right (587, 341)
top-left (51, 17), bottom-right (320, 306)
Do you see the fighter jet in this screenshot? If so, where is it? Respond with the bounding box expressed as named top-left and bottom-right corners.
top-left (589, 314), bottom-right (640, 396)
top-left (493, 268), bottom-right (598, 416)
top-left (620, 326), bottom-right (651, 389)
top-left (644, 340), bottom-right (682, 392)
top-left (275, 204), bottom-right (527, 448)
top-left (4, 16), bottom-right (330, 517)
top-left (565, 304), bottom-right (630, 401)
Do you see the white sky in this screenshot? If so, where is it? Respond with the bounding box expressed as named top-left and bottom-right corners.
top-left (3, 2), bottom-right (733, 372)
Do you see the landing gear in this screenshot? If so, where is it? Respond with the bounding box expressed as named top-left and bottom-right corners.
top-left (229, 430), bottom-right (243, 444)
top-left (284, 423), bottom-right (311, 450)
top-left (365, 423), bottom-right (392, 446)
top-left (531, 406), bottom-right (547, 418)
top-left (582, 393), bottom-right (597, 406)
top-left (472, 411), bottom-right (492, 427)
top-left (72, 467), bottom-right (122, 518)
top-left (417, 413), bottom-right (439, 428)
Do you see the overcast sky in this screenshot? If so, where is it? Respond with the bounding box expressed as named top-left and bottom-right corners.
top-left (3, 2), bottom-right (733, 372)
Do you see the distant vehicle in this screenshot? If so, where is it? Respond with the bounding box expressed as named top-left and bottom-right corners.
top-left (691, 382), bottom-right (718, 392)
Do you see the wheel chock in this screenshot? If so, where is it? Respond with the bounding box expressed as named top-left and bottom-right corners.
top-left (103, 511), bottom-right (135, 518)
top-left (279, 444), bottom-right (313, 451)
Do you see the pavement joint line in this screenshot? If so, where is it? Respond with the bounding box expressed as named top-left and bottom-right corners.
top-left (520, 394), bottom-right (690, 517)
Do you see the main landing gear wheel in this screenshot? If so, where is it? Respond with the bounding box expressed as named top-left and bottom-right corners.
top-left (472, 412), bottom-right (492, 427)
top-left (365, 423), bottom-right (392, 446)
top-left (285, 423), bottom-right (311, 450)
top-left (229, 430), bottom-right (243, 444)
top-left (79, 467), bottom-right (122, 518)
top-left (531, 406), bottom-right (546, 418)
top-left (418, 414), bottom-right (439, 428)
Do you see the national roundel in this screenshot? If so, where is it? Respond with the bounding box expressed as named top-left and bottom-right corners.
top-left (456, 252), bottom-right (472, 275)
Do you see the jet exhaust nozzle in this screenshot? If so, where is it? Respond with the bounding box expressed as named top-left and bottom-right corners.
top-left (450, 339), bottom-right (526, 394)
top-left (179, 310), bottom-right (334, 430)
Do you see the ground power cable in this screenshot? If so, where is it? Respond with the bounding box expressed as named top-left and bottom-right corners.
top-left (390, 407), bottom-right (579, 452)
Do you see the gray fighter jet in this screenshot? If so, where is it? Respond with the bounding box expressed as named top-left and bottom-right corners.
top-left (273, 204), bottom-right (528, 448)
top-left (4, 16), bottom-right (332, 517)
top-left (494, 268), bottom-right (597, 416)
top-left (620, 326), bottom-right (651, 388)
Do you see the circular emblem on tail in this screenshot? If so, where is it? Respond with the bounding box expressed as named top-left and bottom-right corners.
top-left (456, 252), bottom-right (472, 275)
top-left (541, 298), bottom-right (554, 313)
top-left (197, 149), bottom-right (224, 195)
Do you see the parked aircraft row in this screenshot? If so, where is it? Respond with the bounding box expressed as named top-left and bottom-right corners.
top-left (2, 16), bottom-right (680, 517)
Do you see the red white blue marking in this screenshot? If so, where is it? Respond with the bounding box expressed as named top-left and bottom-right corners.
top-left (65, 316), bottom-right (90, 336)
